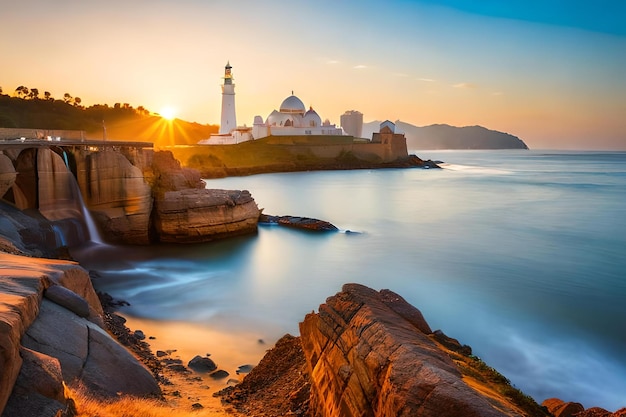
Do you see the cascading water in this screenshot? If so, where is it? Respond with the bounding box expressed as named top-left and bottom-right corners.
top-left (55, 149), bottom-right (105, 245)
top-left (75, 183), bottom-right (104, 244)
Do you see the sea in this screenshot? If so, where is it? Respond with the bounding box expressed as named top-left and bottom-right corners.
top-left (71, 150), bottom-right (626, 411)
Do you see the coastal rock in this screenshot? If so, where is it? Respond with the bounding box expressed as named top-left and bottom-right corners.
top-left (23, 299), bottom-right (161, 398)
top-left (153, 188), bottom-right (260, 243)
top-left (0, 261), bottom-right (46, 412)
top-left (188, 355), bottom-right (217, 373)
top-left (0, 153), bottom-right (16, 199)
top-left (1, 347), bottom-right (75, 417)
top-left (150, 150), bottom-right (205, 193)
top-left (36, 148), bottom-right (84, 222)
top-left (0, 253), bottom-right (160, 415)
top-left (541, 398), bottom-right (584, 417)
top-left (299, 283), bottom-right (527, 417)
top-left (541, 398), bottom-right (626, 417)
top-left (260, 214), bottom-right (339, 232)
top-left (81, 150), bottom-right (153, 244)
top-left (44, 284), bottom-right (90, 318)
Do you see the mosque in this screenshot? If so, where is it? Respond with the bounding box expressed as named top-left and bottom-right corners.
top-left (199, 63), bottom-right (343, 145)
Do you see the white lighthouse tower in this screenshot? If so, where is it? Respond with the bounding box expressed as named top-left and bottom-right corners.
top-left (219, 61), bottom-right (237, 134)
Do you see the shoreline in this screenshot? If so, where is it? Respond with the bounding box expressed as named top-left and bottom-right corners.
top-left (99, 293), bottom-right (268, 414)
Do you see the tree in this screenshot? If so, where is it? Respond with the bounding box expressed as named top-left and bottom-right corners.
top-left (29, 88), bottom-right (39, 100)
top-left (0, 86), bottom-right (3, 95)
top-left (74, 97), bottom-right (82, 107)
top-left (44, 91), bottom-right (52, 101)
top-left (15, 86), bottom-right (29, 98)
top-left (63, 93), bottom-right (72, 104)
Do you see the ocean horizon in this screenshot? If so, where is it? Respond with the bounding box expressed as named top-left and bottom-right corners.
top-left (72, 149), bottom-right (626, 411)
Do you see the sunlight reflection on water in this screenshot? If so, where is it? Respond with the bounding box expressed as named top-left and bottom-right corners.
top-left (72, 150), bottom-right (626, 411)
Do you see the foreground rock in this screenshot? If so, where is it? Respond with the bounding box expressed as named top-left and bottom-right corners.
top-left (300, 284), bottom-right (535, 417)
top-left (0, 253), bottom-right (160, 416)
top-left (221, 284), bottom-right (551, 417)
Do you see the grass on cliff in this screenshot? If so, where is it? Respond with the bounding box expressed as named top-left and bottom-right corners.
top-left (69, 388), bottom-right (231, 417)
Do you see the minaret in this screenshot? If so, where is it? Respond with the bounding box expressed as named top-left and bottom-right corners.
top-left (219, 61), bottom-right (237, 134)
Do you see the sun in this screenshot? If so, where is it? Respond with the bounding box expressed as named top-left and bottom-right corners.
top-left (159, 106), bottom-right (177, 121)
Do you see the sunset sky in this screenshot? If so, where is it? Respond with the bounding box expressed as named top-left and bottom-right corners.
top-left (2, 0), bottom-right (625, 150)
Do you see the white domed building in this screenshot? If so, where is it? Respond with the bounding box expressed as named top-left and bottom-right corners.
top-left (200, 63), bottom-right (344, 145)
top-left (252, 93), bottom-right (343, 140)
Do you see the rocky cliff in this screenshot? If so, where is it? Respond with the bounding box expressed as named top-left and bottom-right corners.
top-left (221, 284), bottom-right (550, 417)
top-left (0, 146), bottom-right (261, 246)
top-left (0, 252), bottom-right (160, 416)
top-left (299, 284), bottom-right (538, 417)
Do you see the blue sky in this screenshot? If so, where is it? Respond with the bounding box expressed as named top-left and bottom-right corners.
top-left (417, 0), bottom-right (626, 35)
top-left (2, 0), bottom-right (625, 149)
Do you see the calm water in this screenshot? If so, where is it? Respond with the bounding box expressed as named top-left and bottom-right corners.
top-left (72, 150), bottom-right (626, 411)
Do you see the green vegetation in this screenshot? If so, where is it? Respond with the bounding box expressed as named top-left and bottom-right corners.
top-left (0, 85), bottom-right (218, 145)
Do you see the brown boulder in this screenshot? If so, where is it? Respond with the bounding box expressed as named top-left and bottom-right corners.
top-left (23, 299), bottom-right (160, 398)
top-left (542, 398), bottom-right (584, 417)
top-left (299, 283), bottom-right (524, 417)
top-left (153, 188), bottom-right (260, 243)
top-left (1, 347), bottom-right (75, 417)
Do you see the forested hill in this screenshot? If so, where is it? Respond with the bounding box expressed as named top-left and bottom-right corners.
top-left (0, 92), bottom-right (218, 146)
top-left (363, 120), bottom-right (529, 150)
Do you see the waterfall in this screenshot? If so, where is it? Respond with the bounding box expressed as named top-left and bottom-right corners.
top-left (36, 148), bottom-right (106, 245)
top-left (74, 182), bottom-right (104, 244)
top-left (51, 224), bottom-right (67, 247)
top-left (61, 150), bottom-right (105, 244)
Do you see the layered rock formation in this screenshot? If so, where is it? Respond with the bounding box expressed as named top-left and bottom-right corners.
top-left (223, 284), bottom-right (550, 417)
top-left (0, 146), bottom-right (261, 246)
top-left (154, 188), bottom-right (260, 243)
top-left (299, 283), bottom-right (531, 417)
top-left (79, 149), bottom-right (153, 244)
top-left (0, 252), bottom-right (160, 416)
top-left (150, 151), bottom-right (260, 243)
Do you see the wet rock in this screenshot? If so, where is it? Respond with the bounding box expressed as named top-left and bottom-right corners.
top-left (209, 369), bottom-right (230, 379)
top-left (236, 364), bottom-right (254, 374)
top-left (259, 214), bottom-right (338, 231)
top-left (188, 355), bottom-right (217, 373)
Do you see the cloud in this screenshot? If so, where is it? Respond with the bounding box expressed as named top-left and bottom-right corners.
top-left (418, 78), bottom-right (435, 82)
top-left (353, 65), bottom-right (367, 69)
top-left (452, 82), bottom-right (477, 89)
top-left (491, 91), bottom-right (504, 96)
top-left (326, 60), bottom-right (339, 64)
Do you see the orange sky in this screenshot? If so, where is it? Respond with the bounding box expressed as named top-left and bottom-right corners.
top-left (2, 0), bottom-right (625, 150)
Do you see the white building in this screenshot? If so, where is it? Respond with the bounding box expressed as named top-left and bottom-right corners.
top-left (199, 63), bottom-right (343, 145)
top-left (340, 110), bottom-right (363, 138)
top-left (219, 61), bottom-right (236, 135)
top-left (252, 93), bottom-right (343, 139)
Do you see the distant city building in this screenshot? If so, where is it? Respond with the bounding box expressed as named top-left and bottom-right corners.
top-left (199, 63), bottom-right (343, 145)
top-left (340, 110), bottom-right (363, 138)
